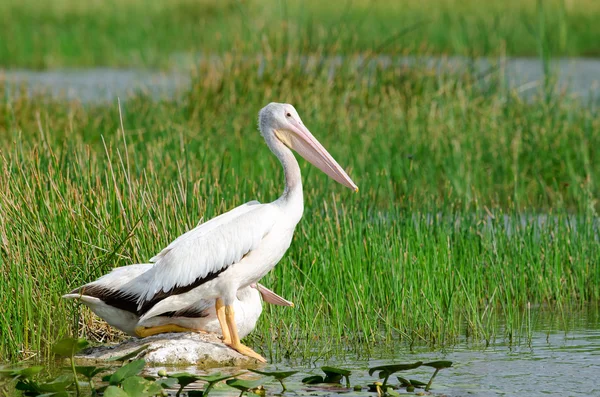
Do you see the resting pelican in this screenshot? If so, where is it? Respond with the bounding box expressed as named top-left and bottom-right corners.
top-left (125, 103), bottom-right (357, 362)
top-left (63, 264), bottom-right (293, 337)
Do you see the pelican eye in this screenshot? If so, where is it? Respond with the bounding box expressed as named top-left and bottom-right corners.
top-left (286, 112), bottom-right (291, 117)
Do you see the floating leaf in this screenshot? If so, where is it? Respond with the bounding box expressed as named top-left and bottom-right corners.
top-left (122, 375), bottom-right (163, 397)
top-left (322, 366), bottom-right (351, 387)
top-left (411, 379), bottom-right (427, 387)
top-left (368, 362), bottom-right (423, 377)
top-left (397, 376), bottom-right (411, 387)
top-left (199, 371), bottom-right (243, 396)
top-left (397, 376), bottom-right (427, 388)
top-left (248, 369), bottom-right (297, 380)
top-left (37, 375), bottom-right (74, 392)
top-left (424, 360), bottom-right (453, 369)
top-left (109, 359), bottom-right (146, 385)
top-left (157, 377), bottom-right (178, 389)
top-left (198, 372), bottom-right (242, 383)
top-left (226, 378), bottom-right (266, 394)
top-left (301, 375), bottom-right (324, 384)
top-left (168, 372), bottom-right (202, 388)
top-left (107, 345), bottom-right (150, 362)
top-left (51, 338), bottom-right (89, 357)
top-left (369, 362), bottom-right (424, 388)
top-left (104, 385), bottom-right (129, 397)
top-left (249, 369), bottom-right (297, 392)
top-left (321, 366), bottom-right (350, 377)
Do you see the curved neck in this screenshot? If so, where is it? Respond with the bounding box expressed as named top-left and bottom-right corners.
top-left (264, 129), bottom-right (303, 205)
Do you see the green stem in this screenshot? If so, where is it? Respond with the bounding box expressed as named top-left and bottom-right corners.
top-left (279, 379), bottom-right (287, 392)
top-left (382, 374), bottom-right (390, 389)
top-left (425, 369), bottom-right (440, 392)
top-left (203, 382), bottom-right (216, 396)
top-left (70, 357), bottom-right (80, 397)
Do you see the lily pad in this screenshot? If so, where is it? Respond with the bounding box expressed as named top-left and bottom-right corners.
top-left (424, 360), bottom-right (453, 369)
top-left (122, 375), bottom-right (164, 397)
top-left (248, 369), bottom-right (297, 380)
top-left (322, 366), bottom-right (351, 377)
top-left (197, 372), bottom-right (242, 384)
top-left (397, 376), bottom-right (427, 388)
top-left (109, 359), bottom-right (146, 385)
top-left (75, 365), bottom-right (107, 380)
top-left (369, 362), bottom-right (423, 388)
top-left (301, 375), bottom-right (324, 384)
top-left (226, 378), bottom-right (266, 395)
top-left (37, 375), bottom-right (74, 392)
top-left (52, 338), bottom-right (89, 357)
top-left (168, 372), bottom-right (202, 388)
top-left (248, 369), bottom-right (298, 392)
top-left (104, 385), bottom-right (129, 397)
top-left (322, 366), bottom-right (351, 387)
top-left (157, 377), bottom-right (178, 389)
top-left (368, 362), bottom-right (424, 377)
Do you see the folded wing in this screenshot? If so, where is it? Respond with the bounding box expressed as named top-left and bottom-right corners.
top-left (132, 201), bottom-right (280, 312)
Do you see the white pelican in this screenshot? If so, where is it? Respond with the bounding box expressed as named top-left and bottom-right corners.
top-left (63, 264), bottom-right (293, 338)
top-left (120, 103), bottom-right (357, 362)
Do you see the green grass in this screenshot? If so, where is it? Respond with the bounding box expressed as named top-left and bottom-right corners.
top-left (0, 51), bottom-right (598, 362)
top-left (1, 0), bottom-right (599, 68)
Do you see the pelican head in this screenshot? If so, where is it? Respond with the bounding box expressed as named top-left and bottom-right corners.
top-left (259, 102), bottom-right (358, 191)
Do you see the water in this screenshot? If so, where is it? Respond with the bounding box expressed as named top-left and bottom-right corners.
top-left (148, 308), bottom-right (600, 397)
top-left (2, 56), bottom-right (600, 103)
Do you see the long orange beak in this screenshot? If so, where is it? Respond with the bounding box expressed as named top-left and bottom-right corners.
top-left (276, 121), bottom-right (358, 191)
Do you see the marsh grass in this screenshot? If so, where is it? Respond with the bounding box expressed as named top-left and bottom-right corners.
top-left (0, 51), bottom-right (599, 361)
top-left (1, 0), bottom-right (599, 68)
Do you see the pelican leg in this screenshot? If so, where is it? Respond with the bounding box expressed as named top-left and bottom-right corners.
top-left (215, 298), bottom-right (231, 344)
top-left (134, 324), bottom-right (206, 338)
top-left (224, 304), bottom-right (266, 363)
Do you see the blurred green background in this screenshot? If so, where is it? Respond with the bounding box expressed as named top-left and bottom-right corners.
top-left (1, 0), bottom-right (598, 69)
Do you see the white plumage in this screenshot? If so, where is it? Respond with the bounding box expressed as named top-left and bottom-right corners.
top-left (67, 103), bottom-right (357, 362)
top-left (63, 264), bottom-right (292, 338)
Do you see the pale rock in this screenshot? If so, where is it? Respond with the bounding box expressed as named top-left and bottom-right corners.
top-left (75, 332), bottom-right (257, 367)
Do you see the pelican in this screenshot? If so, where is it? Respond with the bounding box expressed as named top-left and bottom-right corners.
top-left (63, 264), bottom-right (293, 338)
top-left (120, 103), bottom-right (357, 362)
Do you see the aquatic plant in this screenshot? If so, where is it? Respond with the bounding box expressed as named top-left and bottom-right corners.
top-left (369, 360), bottom-right (453, 394)
top-left (226, 378), bottom-right (267, 397)
top-left (301, 366), bottom-right (352, 388)
top-left (248, 368), bottom-right (298, 392)
top-left (0, 338), bottom-right (456, 396)
top-left (368, 362), bottom-right (424, 389)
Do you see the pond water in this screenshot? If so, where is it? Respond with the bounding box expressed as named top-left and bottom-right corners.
top-left (1, 56), bottom-right (599, 103)
top-left (146, 307), bottom-right (600, 397)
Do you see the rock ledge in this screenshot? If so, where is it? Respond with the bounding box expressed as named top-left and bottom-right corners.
top-left (75, 332), bottom-right (255, 367)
